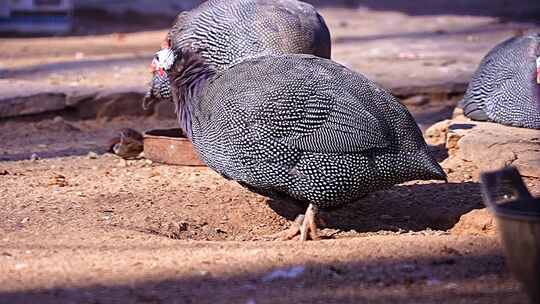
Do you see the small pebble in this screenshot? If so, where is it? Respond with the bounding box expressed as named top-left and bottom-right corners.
top-left (87, 151), bottom-right (98, 159)
top-left (262, 266), bottom-right (305, 282)
top-left (444, 283), bottom-right (459, 289)
top-left (14, 263), bottom-right (27, 270)
top-left (30, 153), bottom-right (39, 161)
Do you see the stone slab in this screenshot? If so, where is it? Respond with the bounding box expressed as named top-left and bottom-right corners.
top-left (0, 80), bottom-right (150, 119)
top-left (426, 117), bottom-right (540, 178)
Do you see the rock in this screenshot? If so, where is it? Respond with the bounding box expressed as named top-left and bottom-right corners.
top-left (65, 91), bottom-right (97, 107)
top-left (513, 153), bottom-right (540, 179)
top-left (433, 118), bottom-right (540, 178)
top-left (48, 174), bottom-right (68, 187)
top-left (456, 122), bottom-right (540, 177)
top-left (96, 92), bottom-right (153, 120)
top-left (74, 88), bottom-right (150, 120)
top-left (30, 153), bottom-right (39, 161)
top-left (0, 80), bottom-right (162, 120)
top-left (425, 119), bottom-right (451, 146)
top-left (0, 93), bottom-right (66, 118)
top-left (87, 151), bottom-right (99, 159)
top-left (451, 107), bottom-right (464, 119)
top-left (0, 80), bottom-right (97, 119)
top-left (450, 208), bottom-right (496, 236)
top-left (34, 116), bottom-right (80, 132)
top-left (446, 123), bottom-right (473, 156)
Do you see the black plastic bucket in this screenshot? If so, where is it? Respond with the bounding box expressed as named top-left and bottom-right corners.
top-left (481, 167), bottom-right (540, 303)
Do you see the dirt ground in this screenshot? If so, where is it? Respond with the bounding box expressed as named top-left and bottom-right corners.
top-left (1, 3), bottom-right (540, 304)
top-left (1, 115), bottom-right (538, 304)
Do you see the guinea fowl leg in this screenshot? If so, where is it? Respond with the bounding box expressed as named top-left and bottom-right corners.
top-left (261, 204), bottom-right (320, 241)
top-left (300, 204), bottom-right (319, 241)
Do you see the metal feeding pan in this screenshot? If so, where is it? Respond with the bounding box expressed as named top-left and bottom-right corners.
top-left (143, 128), bottom-right (206, 166)
top-left (481, 167), bottom-right (540, 303)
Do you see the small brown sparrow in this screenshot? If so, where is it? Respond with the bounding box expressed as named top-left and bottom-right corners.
top-left (108, 128), bottom-right (144, 159)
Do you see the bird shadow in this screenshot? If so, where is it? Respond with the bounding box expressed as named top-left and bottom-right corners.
top-left (267, 181), bottom-right (483, 233)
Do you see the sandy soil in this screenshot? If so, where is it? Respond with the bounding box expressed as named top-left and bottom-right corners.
top-left (0, 112), bottom-right (538, 304)
top-left (1, 4), bottom-right (540, 304)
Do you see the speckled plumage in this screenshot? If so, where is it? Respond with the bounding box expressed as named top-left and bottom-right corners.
top-left (169, 0), bottom-right (331, 69)
top-left (145, 0), bottom-right (331, 105)
top-left (460, 33), bottom-right (540, 129)
top-left (171, 52), bottom-right (446, 210)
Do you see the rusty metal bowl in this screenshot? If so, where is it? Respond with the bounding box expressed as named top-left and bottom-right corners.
top-left (481, 167), bottom-right (540, 303)
top-left (143, 128), bottom-right (206, 166)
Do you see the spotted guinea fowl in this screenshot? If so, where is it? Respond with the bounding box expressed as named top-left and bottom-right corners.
top-left (144, 0), bottom-right (331, 107)
top-left (460, 32), bottom-right (540, 129)
top-left (168, 49), bottom-right (447, 241)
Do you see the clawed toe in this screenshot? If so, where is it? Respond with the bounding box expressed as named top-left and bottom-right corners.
top-left (262, 203), bottom-right (320, 241)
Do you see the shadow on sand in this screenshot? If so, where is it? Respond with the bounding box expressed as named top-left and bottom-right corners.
top-left (268, 181), bottom-right (483, 233)
top-left (0, 251), bottom-right (518, 304)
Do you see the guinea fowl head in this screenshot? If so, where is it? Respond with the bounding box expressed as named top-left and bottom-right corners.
top-left (168, 48), bottom-right (216, 139)
top-left (142, 48), bottom-right (177, 110)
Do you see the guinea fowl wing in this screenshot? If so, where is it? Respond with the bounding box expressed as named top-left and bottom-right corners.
top-left (250, 86), bottom-right (390, 154)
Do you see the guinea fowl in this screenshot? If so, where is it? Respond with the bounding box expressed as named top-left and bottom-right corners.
top-left (168, 49), bottom-right (447, 241)
top-left (460, 32), bottom-right (540, 129)
top-left (144, 0), bottom-right (331, 107)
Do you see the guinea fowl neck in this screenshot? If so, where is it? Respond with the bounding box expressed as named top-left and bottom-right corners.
top-left (169, 49), bottom-right (216, 140)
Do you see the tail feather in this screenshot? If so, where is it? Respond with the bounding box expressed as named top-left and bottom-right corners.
top-left (419, 152), bottom-right (447, 181)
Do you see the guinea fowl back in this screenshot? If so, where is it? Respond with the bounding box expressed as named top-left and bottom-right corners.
top-left (145, 0), bottom-right (331, 107)
top-left (172, 53), bottom-right (446, 209)
top-left (168, 0), bottom-right (331, 70)
top-left (461, 33), bottom-right (540, 129)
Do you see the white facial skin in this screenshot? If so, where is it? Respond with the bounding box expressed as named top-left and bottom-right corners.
top-left (152, 49), bottom-right (176, 72)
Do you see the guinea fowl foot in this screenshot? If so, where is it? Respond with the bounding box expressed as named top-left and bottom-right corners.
top-left (262, 204), bottom-right (320, 241)
top-left (300, 204), bottom-right (319, 241)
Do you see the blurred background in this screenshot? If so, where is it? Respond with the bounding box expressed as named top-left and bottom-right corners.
top-left (1, 0), bottom-right (538, 127)
top-left (1, 0), bottom-right (539, 36)
top-left (1, 0), bottom-right (539, 157)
